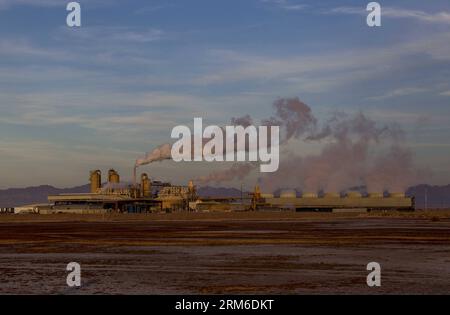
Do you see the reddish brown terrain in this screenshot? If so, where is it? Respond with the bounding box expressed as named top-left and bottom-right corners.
top-left (0, 211), bottom-right (449, 294)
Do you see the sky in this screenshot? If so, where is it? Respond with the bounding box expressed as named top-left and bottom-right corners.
top-left (0, 0), bottom-right (450, 189)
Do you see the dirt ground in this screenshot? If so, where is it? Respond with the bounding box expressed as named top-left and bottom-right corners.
top-left (0, 211), bottom-right (449, 294)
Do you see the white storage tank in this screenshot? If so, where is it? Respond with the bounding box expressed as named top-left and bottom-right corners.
top-left (280, 190), bottom-right (297, 198)
top-left (346, 191), bottom-right (362, 198)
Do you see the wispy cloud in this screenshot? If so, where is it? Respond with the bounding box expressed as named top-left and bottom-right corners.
top-left (134, 3), bottom-right (176, 15)
top-left (57, 26), bottom-right (165, 43)
top-left (329, 6), bottom-right (450, 25)
top-left (0, 38), bottom-right (75, 60)
top-left (261, 0), bottom-right (307, 11)
top-left (0, 0), bottom-right (112, 10)
top-left (0, 0), bottom-right (62, 9)
top-left (192, 30), bottom-right (450, 88)
top-left (367, 87), bottom-right (429, 101)
top-left (0, 90), bottom-right (246, 137)
top-left (440, 90), bottom-right (450, 96)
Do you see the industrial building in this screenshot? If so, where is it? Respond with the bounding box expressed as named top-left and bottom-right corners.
top-left (45, 169), bottom-right (197, 214)
top-left (2, 168), bottom-right (415, 214)
top-left (254, 188), bottom-right (415, 212)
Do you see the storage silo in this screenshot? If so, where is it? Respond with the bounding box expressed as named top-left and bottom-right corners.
top-left (389, 192), bottom-right (405, 198)
top-left (89, 170), bottom-right (101, 193)
top-left (324, 192), bottom-right (340, 198)
top-left (346, 191), bottom-right (362, 198)
top-left (108, 169), bottom-right (120, 184)
top-left (280, 190), bottom-right (296, 198)
top-left (302, 192), bottom-right (318, 198)
top-left (141, 173), bottom-right (151, 197)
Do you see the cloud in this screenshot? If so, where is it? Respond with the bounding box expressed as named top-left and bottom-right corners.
top-left (192, 30), bottom-right (450, 87)
top-left (329, 6), bottom-right (450, 25)
top-left (0, 39), bottom-right (75, 60)
top-left (0, 0), bottom-right (62, 9)
top-left (57, 26), bottom-right (165, 44)
top-left (440, 90), bottom-right (450, 96)
top-left (0, 0), bottom-right (112, 10)
top-left (134, 3), bottom-right (176, 15)
top-left (261, 0), bottom-right (307, 11)
top-left (0, 89), bottom-right (255, 138)
top-left (367, 87), bottom-right (428, 101)
top-left (0, 0), bottom-right (111, 10)
top-left (383, 7), bottom-right (450, 24)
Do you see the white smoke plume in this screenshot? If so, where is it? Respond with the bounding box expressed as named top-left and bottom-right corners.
top-left (135, 143), bottom-right (172, 167)
top-left (196, 163), bottom-right (255, 184)
top-left (258, 110), bottom-right (427, 193)
top-left (198, 97), bottom-right (317, 184)
top-left (200, 98), bottom-right (428, 193)
top-left (135, 97), bottom-right (428, 193)
top-left (263, 97), bottom-right (317, 142)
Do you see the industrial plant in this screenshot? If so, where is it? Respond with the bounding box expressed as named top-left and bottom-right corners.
top-left (2, 167), bottom-right (415, 214)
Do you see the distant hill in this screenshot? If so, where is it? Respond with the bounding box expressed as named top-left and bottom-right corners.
top-left (406, 184), bottom-right (450, 209)
top-left (0, 183), bottom-right (449, 209)
top-left (0, 184), bottom-right (90, 208)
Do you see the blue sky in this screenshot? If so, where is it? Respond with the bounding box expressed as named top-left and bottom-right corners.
top-left (1, 0), bottom-right (450, 188)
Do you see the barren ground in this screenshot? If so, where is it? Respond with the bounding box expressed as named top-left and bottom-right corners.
top-left (0, 211), bottom-right (449, 294)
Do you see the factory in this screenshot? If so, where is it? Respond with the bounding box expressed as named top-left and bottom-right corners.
top-left (4, 167), bottom-right (414, 214)
top-left (44, 169), bottom-right (197, 214)
top-left (252, 187), bottom-right (415, 212)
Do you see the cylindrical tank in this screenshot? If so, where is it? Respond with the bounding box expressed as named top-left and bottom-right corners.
top-left (389, 192), bottom-right (405, 198)
top-left (324, 192), bottom-right (340, 198)
top-left (347, 191), bottom-right (362, 198)
top-left (302, 192), bottom-right (318, 198)
top-left (261, 193), bottom-right (274, 198)
top-left (141, 173), bottom-right (151, 197)
top-left (253, 185), bottom-right (261, 199)
top-left (280, 190), bottom-right (296, 198)
top-left (188, 180), bottom-right (194, 192)
top-left (108, 169), bottom-right (120, 184)
top-left (368, 192), bottom-right (383, 198)
top-left (89, 170), bottom-right (101, 193)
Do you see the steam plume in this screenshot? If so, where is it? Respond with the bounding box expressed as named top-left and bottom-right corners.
top-left (197, 97), bottom-right (318, 184)
top-left (196, 163), bottom-right (255, 184)
top-left (135, 143), bottom-right (172, 167)
top-left (135, 97), bottom-right (427, 193)
top-left (200, 98), bottom-right (427, 193)
top-left (258, 110), bottom-right (426, 193)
